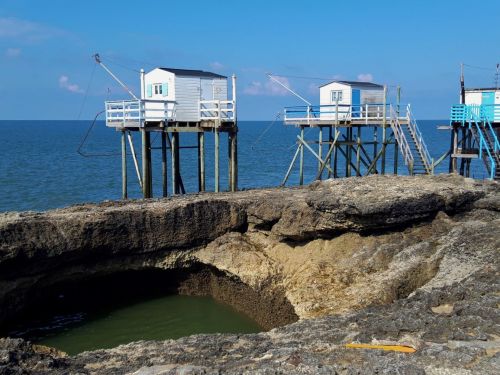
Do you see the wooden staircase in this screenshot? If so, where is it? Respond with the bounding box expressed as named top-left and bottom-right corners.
top-left (390, 105), bottom-right (432, 175)
top-left (450, 104), bottom-right (500, 180)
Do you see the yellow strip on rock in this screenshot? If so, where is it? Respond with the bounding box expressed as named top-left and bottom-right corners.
top-left (345, 343), bottom-right (416, 353)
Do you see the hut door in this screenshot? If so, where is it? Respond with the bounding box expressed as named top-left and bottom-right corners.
top-left (482, 92), bottom-right (494, 121)
top-left (200, 79), bottom-right (214, 101)
top-left (351, 89), bottom-right (361, 118)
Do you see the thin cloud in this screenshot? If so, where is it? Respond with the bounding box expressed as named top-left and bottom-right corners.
top-left (357, 73), bottom-right (374, 82)
top-left (244, 76), bottom-right (291, 96)
top-left (243, 81), bottom-right (263, 95)
top-left (209, 61), bottom-right (224, 71)
top-left (59, 75), bottom-right (84, 94)
top-left (5, 48), bottom-right (21, 58)
top-left (307, 82), bottom-right (320, 95)
top-left (0, 17), bottom-right (65, 42)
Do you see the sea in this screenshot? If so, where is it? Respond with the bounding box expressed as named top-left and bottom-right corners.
top-left (0, 120), bottom-right (489, 213)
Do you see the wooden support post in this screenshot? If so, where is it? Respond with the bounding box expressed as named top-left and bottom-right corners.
top-left (318, 126), bottom-right (323, 180)
top-left (297, 135), bottom-right (334, 175)
top-left (214, 129), bottom-right (220, 192)
top-left (336, 145), bottom-right (362, 176)
top-left (299, 126), bottom-right (304, 185)
top-left (346, 127), bottom-right (352, 177)
top-left (333, 127), bottom-right (338, 178)
top-left (328, 126), bottom-right (333, 178)
top-left (198, 132), bottom-right (205, 192)
top-left (161, 131), bottom-right (167, 197)
top-left (452, 126), bottom-right (458, 173)
top-left (448, 126), bottom-right (455, 173)
top-left (171, 132), bottom-right (180, 194)
top-left (356, 126), bottom-right (361, 176)
top-left (230, 130), bottom-right (238, 192)
top-left (282, 144), bottom-right (302, 186)
top-left (121, 130), bottom-right (127, 199)
top-left (394, 85), bottom-right (400, 175)
top-left (141, 129), bottom-right (152, 198)
top-left (463, 130), bottom-right (472, 177)
top-left (394, 136), bottom-right (399, 175)
top-left (381, 86), bottom-right (388, 175)
top-left (315, 129), bottom-right (341, 179)
top-left (228, 132), bottom-right (232, 191)
top-left (459, 126), bottom-right (466, 175)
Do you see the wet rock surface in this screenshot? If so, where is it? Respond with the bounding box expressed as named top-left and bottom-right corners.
top-left (0, 174), bottom-right (499, 374)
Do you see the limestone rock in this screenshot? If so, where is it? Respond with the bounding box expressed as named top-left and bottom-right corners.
top-left (0, 174), bottom-right (498, 374)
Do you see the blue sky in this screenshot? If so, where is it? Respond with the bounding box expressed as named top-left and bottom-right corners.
top-left (0, 0), bottom-right (499, 120)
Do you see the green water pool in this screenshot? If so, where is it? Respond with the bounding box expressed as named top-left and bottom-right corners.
top-left (14, 295), bottom-right (261, 355)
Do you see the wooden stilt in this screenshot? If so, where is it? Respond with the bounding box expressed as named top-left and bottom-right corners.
top-left (448, 126), bottom-right (455, 173)
top-left (230, 130), bottom-right (237, 191)
top-left (121, 130), bottom-right (127, 199)
top-left (333, 127), bottom-right (338, 178)
top-left (198, 132), bottom-right (205, 192)
top-left (394, 135), bottom-right (399, 175)
top-left (394, 86), bottom-right (400, 175)
top-left (127, 132), bottom-right (142, 189)
top-left (327, 126), bottom-right (333, 178)
top-left (228, 132), bottom-right (232, 191)
top-left (214, 129), bottom-right (220, 192)
top-left (381, 85), bottom-right (388, 175)
top-left (346, 127), bottom-right (352, 177)
top-left (161, 131), bottom-right (167, 197)
top-left (381, 124), bottom-right (387, 175)
top-left (315, 128), bottom-right (340, 179)
top-left (459, 127), bottom-right (466, 175)
top-left (171, 132), bottom-right (179, 194)
top-left (452, 126), bottom-right (458, 173)
top-left (318, 126), bottom-right (323, 180)
top-left (299, 126), bottom-right (304, 185)
top-left (282, 144), bottom-right (301, 186)
top-left (356, 126), bottom-right (361, 176)
top-left (466, 130), bottom-right (472, 177)
top-left (141, 129), bottom-right (152, 198)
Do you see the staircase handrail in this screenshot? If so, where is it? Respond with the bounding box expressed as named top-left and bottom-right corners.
top-left (389, 105), bottom-right (414, 167)
top-left (478, 105), bottom-right (500, 152)
top-left (406, 104), bottom-right (433, 172)
top-left (469, 108), bottom-right (496, 179)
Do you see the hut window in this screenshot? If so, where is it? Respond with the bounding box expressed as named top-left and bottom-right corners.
top-left (153, 83), bottom-right (163, 95)
top-left (331, 90), bottom-right (343, 102)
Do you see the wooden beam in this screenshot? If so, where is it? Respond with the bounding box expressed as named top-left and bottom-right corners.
top-left (161, 131), bottom-right (167, 197)
top-left (198, 132), bottom-right (205, 192)
top-left (121, 130), bottom-right (127, 199)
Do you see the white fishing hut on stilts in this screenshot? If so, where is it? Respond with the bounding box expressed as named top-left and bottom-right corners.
top-left (281, 78), bottom-right (434, 185)
top-left (99, 55), bottom-right (238, 198)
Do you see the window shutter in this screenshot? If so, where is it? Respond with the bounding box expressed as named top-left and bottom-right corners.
top-left (162, 83), bottom-right (168, 97)
top-left (147, 84), bottom-right (152, 98)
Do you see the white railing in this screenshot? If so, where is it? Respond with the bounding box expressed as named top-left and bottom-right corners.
top-left (105, 99), bottom-right (176, 128)
top-left (284, 103), bottom-right (398, 123)
top-left (406, 104), bottom-right (432, 172)
top-left (389, 106), bottom-right (414, 168)
top-left (199, 100), bottom-right (236, 122)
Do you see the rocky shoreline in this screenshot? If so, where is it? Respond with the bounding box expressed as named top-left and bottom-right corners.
top-left (0, 174), bottom-right (498, 374)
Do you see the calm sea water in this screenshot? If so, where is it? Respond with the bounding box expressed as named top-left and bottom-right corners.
top-left (0, 120), bottom-right (489, 212)
top-left (11, 295), bottom-right (260, 355)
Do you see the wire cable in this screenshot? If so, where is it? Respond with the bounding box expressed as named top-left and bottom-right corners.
top-left (250, 112), bottom-right (282, 150)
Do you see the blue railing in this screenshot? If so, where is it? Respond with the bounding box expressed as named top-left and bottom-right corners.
top-left (479, 106), bottom-right (500, 152)
top-left (451, 104), bottom-right (498, 179)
